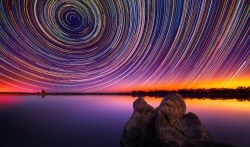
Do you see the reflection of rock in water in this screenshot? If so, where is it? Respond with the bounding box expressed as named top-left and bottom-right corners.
top-left (121, 94), bottom-right (235, 147)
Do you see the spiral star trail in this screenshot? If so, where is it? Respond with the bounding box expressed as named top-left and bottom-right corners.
top-left (0, 0), bottom-right (249, 92)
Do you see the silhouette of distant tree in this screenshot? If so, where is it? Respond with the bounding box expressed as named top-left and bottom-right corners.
top-left (132, 87), bottom-right (250, 99)
top-left (41, 90), bottom-right (46, 98)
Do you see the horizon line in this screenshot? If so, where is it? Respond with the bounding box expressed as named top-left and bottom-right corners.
top-left (0, 86), bottom-right (249, 93)
top-left (0, 87), bottom-right (249, 95)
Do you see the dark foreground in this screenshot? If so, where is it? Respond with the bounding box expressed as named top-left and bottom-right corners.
top-left (1, 95), bottom-right (249, 147)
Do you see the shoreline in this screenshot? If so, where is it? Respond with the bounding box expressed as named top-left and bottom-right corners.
top-left (0, 91), bottom-right (249, 100)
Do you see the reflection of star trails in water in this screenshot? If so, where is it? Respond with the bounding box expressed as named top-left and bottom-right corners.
top-left (224, 61), bottom-right (246, 88)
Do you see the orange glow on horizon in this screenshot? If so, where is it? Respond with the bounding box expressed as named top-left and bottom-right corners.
top-left (185, 98), bottom-right (250, 116)
top-left (1, 76), bottom-right (249, 92)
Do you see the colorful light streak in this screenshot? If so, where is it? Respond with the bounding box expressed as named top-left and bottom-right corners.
top-left (0, 0), bottom-right (249, 92)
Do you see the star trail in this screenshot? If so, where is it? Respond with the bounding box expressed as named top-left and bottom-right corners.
top-left (0, 0), bottom-right (249, 92)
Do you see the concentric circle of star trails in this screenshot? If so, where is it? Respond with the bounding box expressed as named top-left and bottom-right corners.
top-left (0, 0), bottom-right (249, 91)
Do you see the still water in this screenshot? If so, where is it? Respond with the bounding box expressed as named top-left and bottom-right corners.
top-left (0, 96), bottom-right (250, 147)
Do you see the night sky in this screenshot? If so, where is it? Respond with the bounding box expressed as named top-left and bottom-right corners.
top-left (0, 0), bottom-right (249, 92)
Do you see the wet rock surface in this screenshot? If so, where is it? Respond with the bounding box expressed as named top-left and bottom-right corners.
top-left (121, 94), bottom-right (235, 147)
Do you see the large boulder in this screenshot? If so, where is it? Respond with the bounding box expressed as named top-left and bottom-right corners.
top-left (177, 112), bottom-right (211, 140)
top-left (158, 94), bottom-right (186, 124)
top-left (121, 94), bottom-right (235, 147)
top-left (120, 97), bottom-right (154, 147)
top-left (141, 109), bottom-right (187, 147)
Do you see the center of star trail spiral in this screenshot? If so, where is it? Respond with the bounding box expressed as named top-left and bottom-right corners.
top-left (0, 0), bottom-right (249, 92)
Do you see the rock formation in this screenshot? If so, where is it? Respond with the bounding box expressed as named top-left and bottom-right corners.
top-left (121, 94), bottom-right (235, 147)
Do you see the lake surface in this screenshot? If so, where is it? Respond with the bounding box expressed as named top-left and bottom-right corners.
top-left (0, 96), bottom-right (250, 147)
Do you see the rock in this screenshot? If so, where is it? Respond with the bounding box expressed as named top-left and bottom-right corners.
top-left (158, 94), bottom-right (186, 124)
top-left (121, 94), bottom-right (235, 147)
top-left (133, 97), bottom-right (154, 114)
top-left (178, 112), bottom-right (211, 140)
top-left (120, 97), bottom-right (154, 147)
top-left (141, 110), bottom-right (187, 147)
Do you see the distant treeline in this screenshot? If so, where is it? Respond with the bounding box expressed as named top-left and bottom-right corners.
top-left (132, 86), bottom-right (250, 99)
